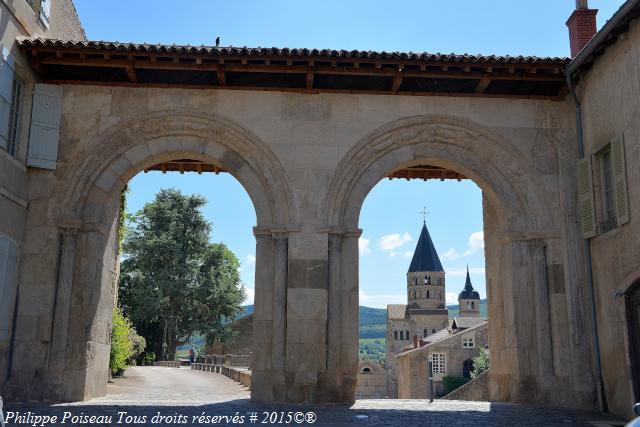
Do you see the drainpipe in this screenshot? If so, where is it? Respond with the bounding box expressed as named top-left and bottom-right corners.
top-left (565, 74), bottom-right (607, 413)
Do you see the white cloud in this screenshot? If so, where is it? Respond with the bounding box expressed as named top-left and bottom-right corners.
top-left (446, 292), bottom-right (459, 305)
top-left (441, 248), bottom-right (461, 261)
top-left (389, 251), bottom-right (396, 258)
top-left (468, 231), bottom-right (484, 252)
top-left (243, 287), bottom-right (255, 305)
top-left (359, 290), bottom-right (406, 308)
top-left (446, 267), bottom-right (486, 277)
top-left (378, 232), bottom-right (412, 251)
top-left (403, 251), bottom-right (413, 259)
top-left (245, 254), bottom-right (256, 265)
top-left (359, 237), bottom-right (371, 256)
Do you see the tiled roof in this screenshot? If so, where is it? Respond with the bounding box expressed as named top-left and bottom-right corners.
top-left (16, 37), bottom-right (569, 65)
top-left (451, 317), bottom-right (487, 330)
top-left (387, 304), bottom-right (408, 320)
top-left (398, 321), bottom-right (488, 357)
top-left (408, 223), bottom-right (444, 273)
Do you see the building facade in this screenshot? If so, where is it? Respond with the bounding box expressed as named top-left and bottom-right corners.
top-left (386, 223), bottom-right (449, 397)
top-left (0, 0), bottom-right (84, 392)
top-left (0, 0), bottom-right (638, 419)
top-left (396, 320), bottom-right (488, 398)
top-left (356, 360), bottom-right (388, 399)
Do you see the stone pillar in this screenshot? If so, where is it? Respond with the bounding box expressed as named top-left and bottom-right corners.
top-left (531, 241), bottom-right (554, 393)
top-left (46, 227), bottom-right (78, 398)
top-left (339, 230), bottom-right (361, 402)
top-left (319, 230), bottom-right (343, 401)
top-left (251, 229), bottom-right (275, 402)
top-left (271, 231), bottom-right (288, 401)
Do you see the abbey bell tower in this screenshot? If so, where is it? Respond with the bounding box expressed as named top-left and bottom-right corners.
top-left (406, 222), bottom-right (446, 309)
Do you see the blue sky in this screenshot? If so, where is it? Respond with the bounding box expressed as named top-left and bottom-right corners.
top-left (81, 0), bottom-right (627, 308)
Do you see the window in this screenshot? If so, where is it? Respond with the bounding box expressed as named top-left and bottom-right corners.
top-left (394, 330), bottom-right (398, 340)
top-left (471, 301), bottom-right (475, 309)
top-left (0, 49), bottom-right (22, 158)
top-left (423, 329), bottom-right (427, 338)
top-left (463, 337), bottom-right (475, 348)
top-left (399, 330), bottom-right (403, 340)
top-left (427, 290), bottom-right (430, 299)
top-left (405, 330), bottom-right (409, 340)
top-left (431, 353), bottom-right (446, 374)
top-left (432, 329), bottom-right (436, 334)
top-left (26, 0), bottom-right (50, 28)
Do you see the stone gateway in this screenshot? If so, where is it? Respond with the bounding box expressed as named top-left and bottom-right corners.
top-left (0, 0), bottom-right (638, 420)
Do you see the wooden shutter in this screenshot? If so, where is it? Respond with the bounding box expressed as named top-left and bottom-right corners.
top-left (0, 46), bottom-right (14, 151)
top-left (611, 135), bottom-right (630, 225)
top-left (577, 157), bottom-right (597, 239)
top-left (27, 83), bottom-right (63, 170)
top-left (40, 0), bottom-right (51, 28)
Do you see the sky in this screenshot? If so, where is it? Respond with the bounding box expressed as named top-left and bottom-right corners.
top-left (78, 0), bottom-right (628, 308)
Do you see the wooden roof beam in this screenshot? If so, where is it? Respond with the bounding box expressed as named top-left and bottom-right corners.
top-left (125, 63), bottom-right (138, 83)
top-left (475, 75), bottom-right (492, 93)
top-left (391, 74), bottom-right (403, 93)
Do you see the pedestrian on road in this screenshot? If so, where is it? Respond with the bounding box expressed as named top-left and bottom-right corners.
top-left (189, 348), bottom-right (195, 365)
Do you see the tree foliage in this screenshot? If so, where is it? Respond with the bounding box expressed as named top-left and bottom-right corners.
top-left (118, 188), bottom-right (245, 360)
top-left (110, 307), bottom-right (145, 376)
top-left (471, 348), bottom-right (490, 379)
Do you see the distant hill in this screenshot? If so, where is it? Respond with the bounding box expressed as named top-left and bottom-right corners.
top-left (447, 299), bottom-right (488, 319)
top-left (238, 300), bottom-right (487, 340)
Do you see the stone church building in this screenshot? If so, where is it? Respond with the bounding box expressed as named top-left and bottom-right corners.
top-left (1, 0), bottom-right (640, 420)
top-left (386, 222), bottom-right (483, 397)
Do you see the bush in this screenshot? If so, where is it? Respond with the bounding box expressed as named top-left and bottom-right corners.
top-left (472, 348), bottom-right (490, 379)
top-left (442, 376), bottom-right (470, 396)
top-left (110, 307), bottom-right (145, 376)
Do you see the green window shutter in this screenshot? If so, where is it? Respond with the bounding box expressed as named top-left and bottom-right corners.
top-left (611, 135), bottom-right (630, 225)
top-left (577, 157), bottom-right (597, 239)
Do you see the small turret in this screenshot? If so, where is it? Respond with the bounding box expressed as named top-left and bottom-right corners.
top-left (458, 266), bottom-right (480, 317)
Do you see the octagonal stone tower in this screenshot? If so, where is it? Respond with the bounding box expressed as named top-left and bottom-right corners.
top-left (407, 222), bottom-right (446, 309)
top-left (458, 266), bottom-right (481, 318)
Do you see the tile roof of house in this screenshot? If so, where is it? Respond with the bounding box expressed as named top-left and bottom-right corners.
top-left (17, 37), bottom-right (569, 64)
top-left (398, 320), bottom-right (488, 357)
top-left (17, 38), bottom-right (570, 99)
top-left (387, 304), bottom-right (408, 320)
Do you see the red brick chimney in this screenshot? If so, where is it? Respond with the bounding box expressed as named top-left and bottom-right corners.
top-left (567, 0), bottom-right (598, 58)
top-left (413, 334), bottom-right (419, 349)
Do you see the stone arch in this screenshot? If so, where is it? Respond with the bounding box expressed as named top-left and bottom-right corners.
top-left (325, 114), bottom-right (553, 232)
top-left (322, 115), bottom-right (564, 404)
top-left (43, 111), bottom-right (293, 401)
top-left (54, 110), bottom-right (293, 228)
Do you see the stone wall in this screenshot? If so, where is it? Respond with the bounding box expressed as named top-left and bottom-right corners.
top-left (397, 323), bottom-right (488, 398)
top-left (576, 16), bottom-right (640, 421)
top-left (443, 369), bottom-right (490, 401)
top-left (0, 0), bottom-right (84, 394)
top-left (1, 76), bottom-right (598, 408)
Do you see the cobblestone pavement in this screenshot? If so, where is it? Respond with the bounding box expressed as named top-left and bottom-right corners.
top-left (3, 366), bottom-right (626, 426)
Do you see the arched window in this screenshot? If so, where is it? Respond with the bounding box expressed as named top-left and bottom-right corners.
top-left (424, 276), bottom-right (428, 284)
top-left (362, 367), bottom-right (371, 373)
top-left (427, 275), bottom-right (431, 285)
top-left (471, 301), bottom-right (475, 309)
top-left (400, 330), bottom-right (404, 340)
top-left (0, 236), bottom-right (19, 344)
top-left (427, 290), bottom-right (430, 299)
top-left (423, 329), bottom-right (427, 338)
top-left (467, 301), bottom-right (471, 309)
top-left (394, 330), bottom-right (398, 340)
top-left (405, 330), bottom-right (409, 340)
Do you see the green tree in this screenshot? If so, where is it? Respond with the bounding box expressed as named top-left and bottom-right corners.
top-left (471, 348), bottom-right (490, 378)
top-left (110, 307), bottom-right (144, 376)
top-left (118, 188), bottom-right (244, 360)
